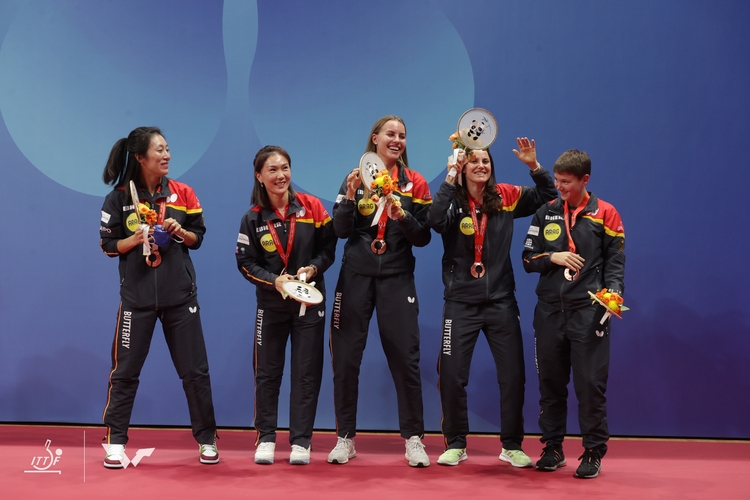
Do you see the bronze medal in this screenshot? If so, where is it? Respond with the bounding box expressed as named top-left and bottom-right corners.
top-left (146, 251), bottom-right (162, 268)
top-left (471, 262), bottom-right (485, 278)
top-left (371, 238), bottom-right (387, 254)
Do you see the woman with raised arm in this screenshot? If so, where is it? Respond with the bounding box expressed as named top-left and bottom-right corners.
top-left (427, 138), bottom-right (556, 467)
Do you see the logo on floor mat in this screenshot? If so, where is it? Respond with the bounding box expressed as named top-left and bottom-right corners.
top-left (100, 444), bottom-right (155, 468)
top-left (24, 439), bottom-right (63, 474)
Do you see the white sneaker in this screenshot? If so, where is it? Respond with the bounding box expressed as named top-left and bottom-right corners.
top-left (290, 444), bottom-right (311, 465)
top-left (405, 436), bottom-right (430, 467)
top-left (254, 442), bottom-right (275, 464)
top-left (199, 442), bottom-right (220, 464)
top-left (103, 444), bottom-right (125, 469)
top-left (327, 437), bottom-right (356, 464)
top-left (499, 448), bottom-right (532, 468)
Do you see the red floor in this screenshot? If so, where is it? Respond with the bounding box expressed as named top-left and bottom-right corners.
top-left (4, 424), bottom-right (749, 499)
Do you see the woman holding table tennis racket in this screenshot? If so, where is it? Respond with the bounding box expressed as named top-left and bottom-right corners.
top-left (327, 116), bottom-right (433, 467)
top-left (98, 126), bottom-right (219, 468)
top-left (427, 137), bottom-right (556, 467)
top-left (235, 145), bottom-right (337, 465)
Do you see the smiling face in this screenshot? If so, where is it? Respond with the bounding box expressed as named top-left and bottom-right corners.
top-left (371, 119), bottom-right (406, 167)
top-left (465, 149), bottom-right (492, 187)
top-left (136, 134), bottom-right (170, 180)
top-left (554, 171), bottom-right (589, 207)
top-left (256, 153), bottom-right (291, 200)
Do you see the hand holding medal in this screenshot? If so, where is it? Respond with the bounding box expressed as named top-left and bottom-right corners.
top-left (130, 180), bottom-right (163, 267)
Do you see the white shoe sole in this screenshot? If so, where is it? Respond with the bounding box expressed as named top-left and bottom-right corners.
top-left (290, 458), bottom-right (310, 465)
top-left (499, 452), bottom-right (533, 468)
top-left (255, 457), bottom-right (274, 464)
top-left (437, 457), bottom-right (467, 466)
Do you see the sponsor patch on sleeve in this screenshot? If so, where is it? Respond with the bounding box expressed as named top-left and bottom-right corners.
top-left (335, 194), bottom-right (345, 204)
top-left (524, 238), bottom-right (533, 248)
top-left (237, 233), bottom-right (250, 245)
top-left (527, 225), bottom-right (539, 236)
top-left (101, 211), bottom-right (111, 223)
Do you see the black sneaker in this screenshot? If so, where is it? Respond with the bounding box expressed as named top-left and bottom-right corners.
top-left (575, 449), bottom-right (602, 478)
top-left (536, 445), bottom-right (566, 471)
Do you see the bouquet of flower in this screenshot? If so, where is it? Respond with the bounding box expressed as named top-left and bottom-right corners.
top-left (138, 203), bottom-right (158, 226)
top-left (593, 288), bottom-right (628, 315)
top-left (449, 132), bottom-right (475, 157)
top-left (370, 170), bottom-right (395, 204)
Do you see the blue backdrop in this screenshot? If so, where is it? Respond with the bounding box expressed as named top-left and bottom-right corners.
top-left (1, 0), bottom-right (749, 439)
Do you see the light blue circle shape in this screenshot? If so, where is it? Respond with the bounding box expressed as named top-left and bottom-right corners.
top-left (248, 5), bottom-right (474, 197)
top-left (0, 1), bottom-right (228, 197)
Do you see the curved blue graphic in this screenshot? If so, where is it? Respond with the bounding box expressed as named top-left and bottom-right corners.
top-left (248, 3), bottom-right (474, 195)
top-left (0, 0), bottom-right (229, 196)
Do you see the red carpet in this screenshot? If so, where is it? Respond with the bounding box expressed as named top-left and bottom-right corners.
top-left (3, 424), bottom-right (748, 499)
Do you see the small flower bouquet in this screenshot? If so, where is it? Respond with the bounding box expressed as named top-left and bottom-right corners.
top-left (139, 202), bottom-right (173, 247)
top-left (138, 203), bottom-right (158, 226)
top-left (370, 170), bottom-right (395, 203)
top-left (588, 288), bottom-right (629, 323)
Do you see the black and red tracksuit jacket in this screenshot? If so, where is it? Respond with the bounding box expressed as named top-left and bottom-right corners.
top-left (522, 192), bottom-right (625, 309)
top-left (235, 193), bottom-right (337, 310)
top-left (332, 165), bottom-right (432, 277)
top-left (428, 167), bottom-right (557, 303)
top-left (99, 177), bottom-right (205, 310)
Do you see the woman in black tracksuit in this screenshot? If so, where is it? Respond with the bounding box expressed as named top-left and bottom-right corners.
top-left (327, 116), bottom-right (433, 467)
top-left (427, 139), bottom-right (556, 467)
top-left (236, 145), bottom-right (337, 465)
top-left (99, 126), bottom-right (218, 469)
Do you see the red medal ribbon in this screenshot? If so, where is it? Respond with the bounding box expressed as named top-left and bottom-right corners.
top-left (468, 197), bottom-right (488, 278)
top-left (267, 209), bottom-right (297, 273)
top-left (371, 205), bottom-right (388, 254)
top-left (156, 197), bottom-right (167, 225)
top-left (563, 193), bottom-right (590, 253)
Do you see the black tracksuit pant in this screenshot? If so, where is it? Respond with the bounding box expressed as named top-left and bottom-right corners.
top-left (330, 267), bottom-right (424, 439)
top-left (438, 297), bottom-right (526, 450)
top-left (103, 300), bottom-right (217, 445)
top-left (533, 300), bottom-right (610, 456)
top-left (253, 302), bottom-right (325, 449)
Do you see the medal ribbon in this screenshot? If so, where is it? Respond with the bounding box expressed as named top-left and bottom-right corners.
top-left (375, 205), bottom-right (388, 241)
top-left (267, 210), bottom-right (297, 273)
top-left (468, 197), bottom-right (488, 267)
top-left (156, 197), bottom-right (167, 225)
top-left (563, 193), bottom-right (590, 253)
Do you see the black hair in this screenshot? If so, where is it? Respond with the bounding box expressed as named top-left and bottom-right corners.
top-left (102, 126), bottom-right (164, 196)
top-left (455, 149), bottom-right (502, 213)
top-left (251, 145), bottom-right (296, 208)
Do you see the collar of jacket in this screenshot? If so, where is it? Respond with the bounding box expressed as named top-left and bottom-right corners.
top-left (549, 191), bottom-right (597, 214)
top-left (261, 194), bottom-right (302, 222)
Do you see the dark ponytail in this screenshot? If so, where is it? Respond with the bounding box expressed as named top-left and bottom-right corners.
top-left (102, 126), bottom-right (163, 189)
